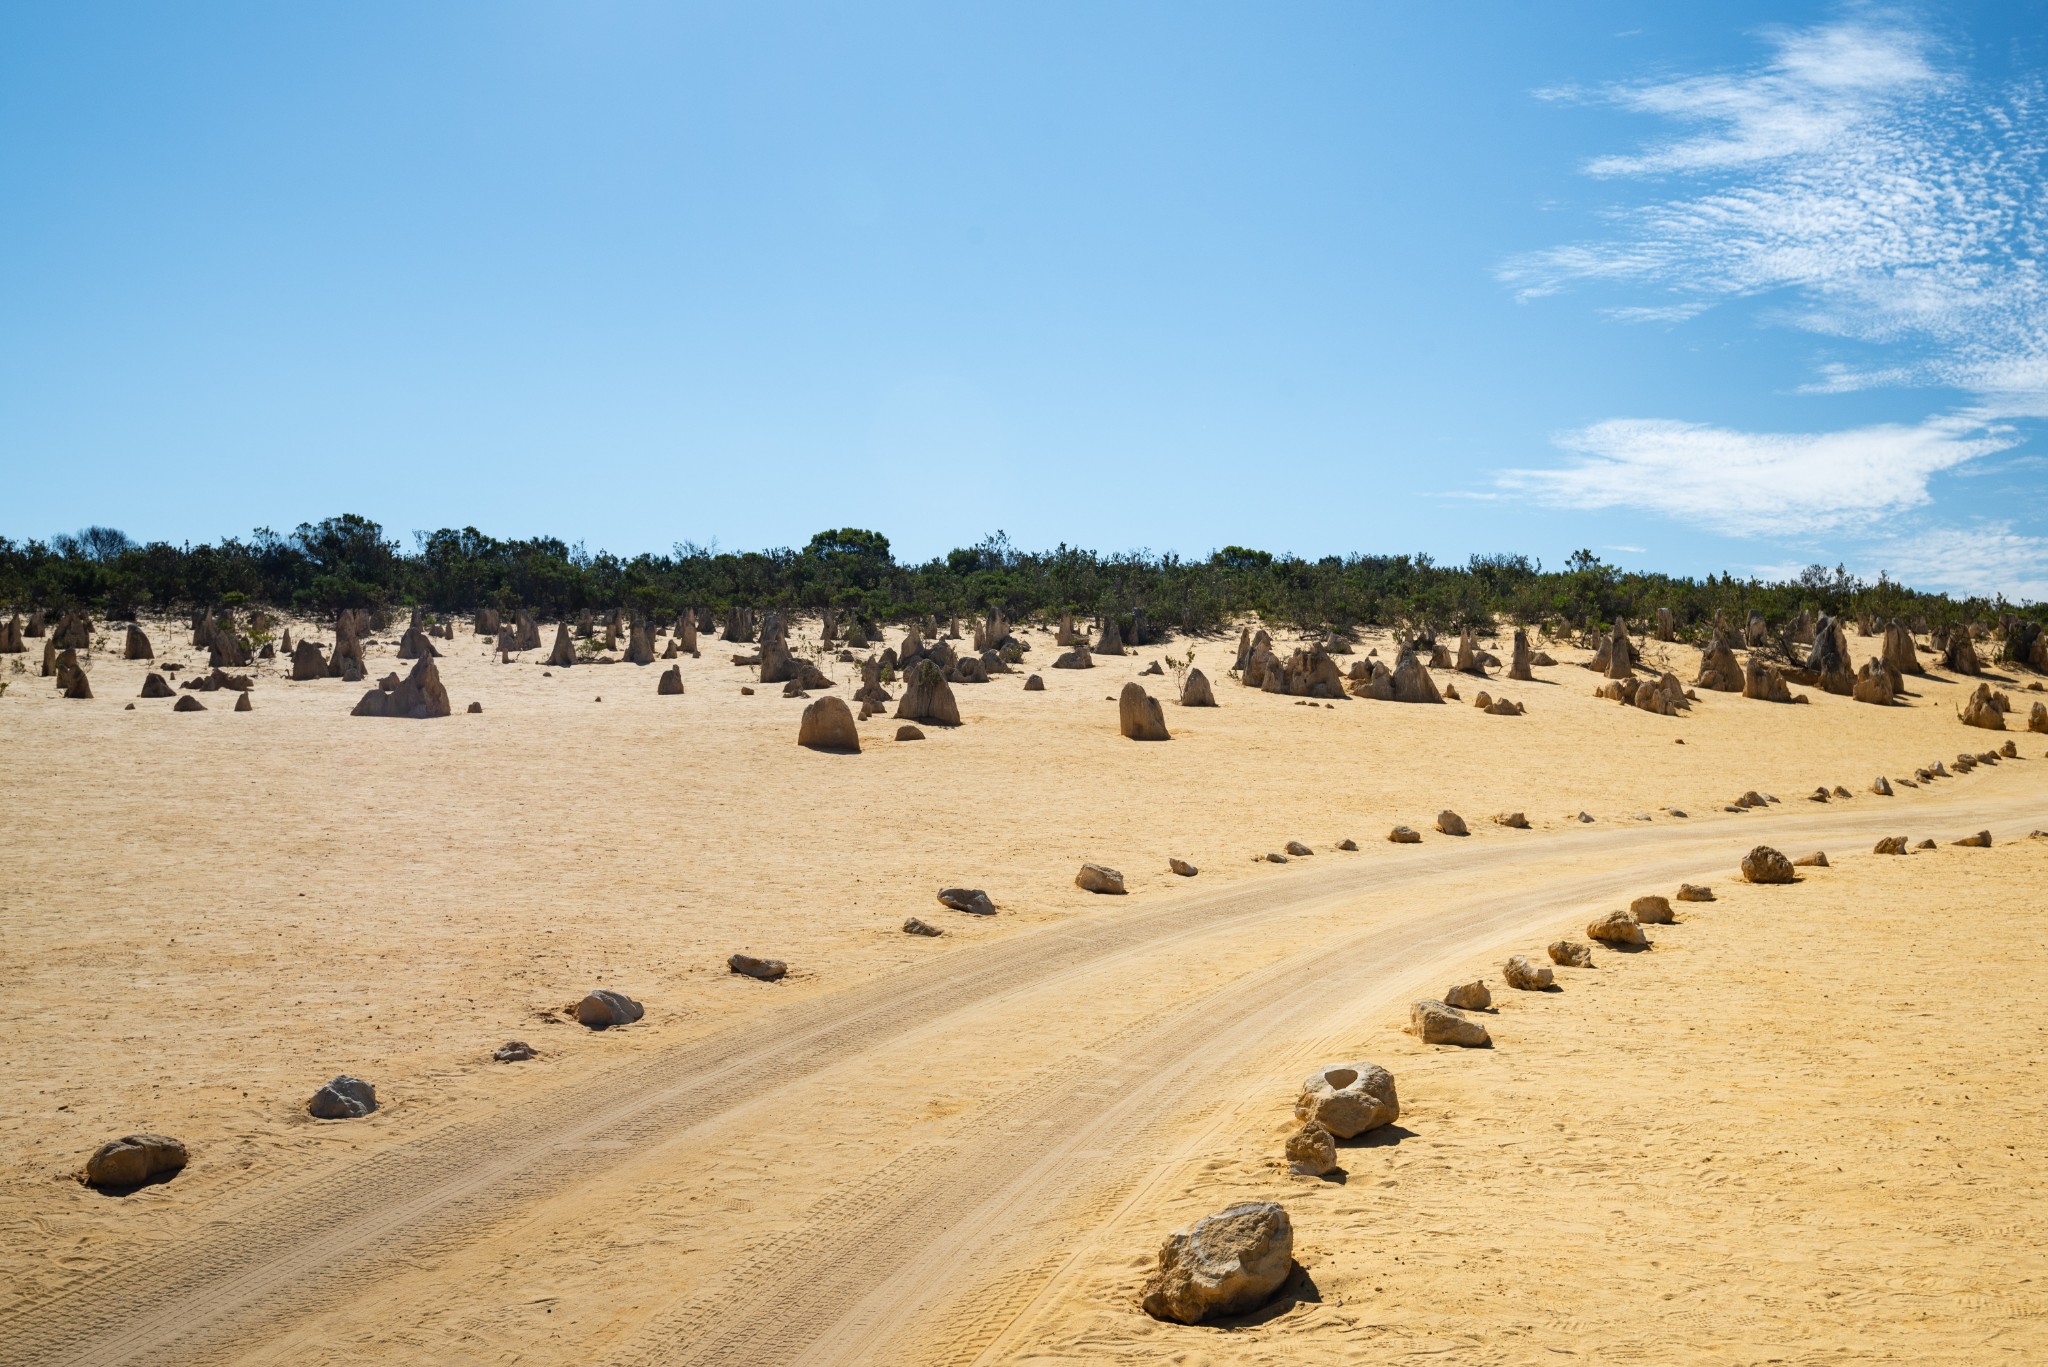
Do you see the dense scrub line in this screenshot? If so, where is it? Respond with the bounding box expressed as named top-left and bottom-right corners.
top-left (3, 515), bottom-right (2037, 641)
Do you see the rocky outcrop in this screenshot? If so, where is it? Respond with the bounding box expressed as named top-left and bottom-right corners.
top-left (1742, 656), bottom-right (1793, 703)
top-left (1508, 629), bottom-right (1534, 681)
top-left (1140, 1202), bottom-right (1295, 1324)
top-left (1941, 626), bottom-right (1982, 676)
top-left (1853, 658), bottom-right (1899, 705)
top-left (1387, 650), bottom-right (1442, 704)
top-left (55, 649), bottom-right (91, 699)
top-left (1455, 628), bottom-right (1489, 677)
top-left (1294, 1062), bottom-right (1398, 1138)
top-left (1882, 620), bottom-right (1922, 676)
top-left (1051, 642), bottom-right (1094, 670)
top-left (1692, 642), bottom-right (1742, 693)
top-left (1265, 646), bottom-right (1348, 700)
top-left (289, 639), bottom-right (327, 681)
top-left (1587, 620), bottom-right (1636, 679)
top-left (1961, 684), bottom-right (2006, 730)
top-left (351, 656), bottom-right (451, 719)
top-left (1094, 619), bottom-right (1126, 656)
top-left (658, 665), bottom-right (684, 695)
top-left (1119, 682), bottom-right (1171, 740)
top-left (624, 619), bottom-right (655, 666)
top-left (797, 696), bottom-right (860, 752)
top-left (896, 660), bottom-right (962, 726)
top-left (1180, 668), bottom-right (1217, 707)
top-left (140, 672), bottom-right (174, 698)
top-left (123, 624), bottom-right (153, 659)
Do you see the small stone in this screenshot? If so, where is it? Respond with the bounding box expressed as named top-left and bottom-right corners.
top-left (307, 1075), bottom-right (378, 1119)
top-left (575, 988), bottom-right (645, 1027)
top-left (83, 1133), bottom-right (188, 1189)
top-left (1629, 895), bottom-right (1675, 924)
top-left (1410, 998), bottom-right (1491, 1047)
top-left (1548, 939), bottom-right (1594, 967)
top-left (1586, 910), bottom-right (1646, 947)
top-left (493, 1040), bottom-right (537, 1063)
top-left (729, 954), bottom-right (787, 980)
top-left (1263, 852), bottom-right (1289, 863)
top-left (1284, 841), bottom-right (1313, 856)
top-left (1740, 845), bottom-right (1797, 884)
top-left (1435, 810), bottom-right (1468, 836)
top-left (896, 724), bottom-right (925, 741)
top-left (1793, 851), bottom-right (1829, 867)
top-left (937, 887), bottom-right (996, 915)
top-left (1503, 954), bottom-right (1554, 990)
top-left (467, 701), bottom-right (482, 713)
top-left (1075, 863), bottom-right (1127, 894)
top-left (1676, 883), bottom-right (1714, 902)
top-left (902, 917), bottom-right (943, 936)
top-left (1915, 838), bottom-right (1938, 850)
top-left (1293, 1062), bottom-right (1399, 1138)
top-left (1169, 858), bottom-right (1198, 877)
top-left (1139, 1201), bottom-right (1295, 1325)
top-left (1954, 830), bottom-right (1992, 848)
top-left (1492, 812), bottom-right (1530, 829)
top-left (1335, 838), bottom-right (1358, 850)
top-left (1387, 826), bottom-right (1421, 844)
top-left (1873, 836), bottom-right (1908, 855)
top-left (1284, 1122), bottom-right (1337, 1177)
top-left (1444, 979), bottom-right (1491, 1010)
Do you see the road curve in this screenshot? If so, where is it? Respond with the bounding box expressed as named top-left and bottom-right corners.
top-left (4, 784), bottom-right (2039, 1367)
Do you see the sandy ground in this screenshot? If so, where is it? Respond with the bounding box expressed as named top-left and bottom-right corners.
top-left (1, 613), bottom-right (2043, 1365)
top-left (998, 834), bottom-right (2048, 1365)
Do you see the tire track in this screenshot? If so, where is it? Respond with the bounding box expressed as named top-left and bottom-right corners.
top-left (5, 789), bottom-right (2037, 1367)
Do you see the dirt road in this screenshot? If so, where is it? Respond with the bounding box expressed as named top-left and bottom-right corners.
top-left (6, 783), bottom-right (2040, 1367)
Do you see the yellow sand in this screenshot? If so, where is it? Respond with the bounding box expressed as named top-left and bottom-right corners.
top-left (0, 616), bottom-right (2041, 1365)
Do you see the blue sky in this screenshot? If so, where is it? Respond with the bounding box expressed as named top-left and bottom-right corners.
top-left (3, 3), bottom-right (2045, 596)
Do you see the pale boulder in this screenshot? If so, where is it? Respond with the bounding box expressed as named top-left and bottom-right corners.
top-left (1139, 1202), bottom-right (1295, 1325)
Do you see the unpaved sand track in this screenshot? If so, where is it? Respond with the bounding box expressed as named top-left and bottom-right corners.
top-left (6, 788), bottom-right (2040, 1367)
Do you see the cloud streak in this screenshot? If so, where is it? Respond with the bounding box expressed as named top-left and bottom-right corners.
top-left (1500, 415), bottom-right (2017, 537)
top-left (1502, 19), bottom-right (2048, 412)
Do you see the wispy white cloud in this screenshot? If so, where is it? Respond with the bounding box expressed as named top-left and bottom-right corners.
top-left (1498, 414), bottom-right (2017, 537)
top-left (1865, 521), bottom-right (2048, 602)
top-left (1501, 18), bottom-right (2048, 414)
